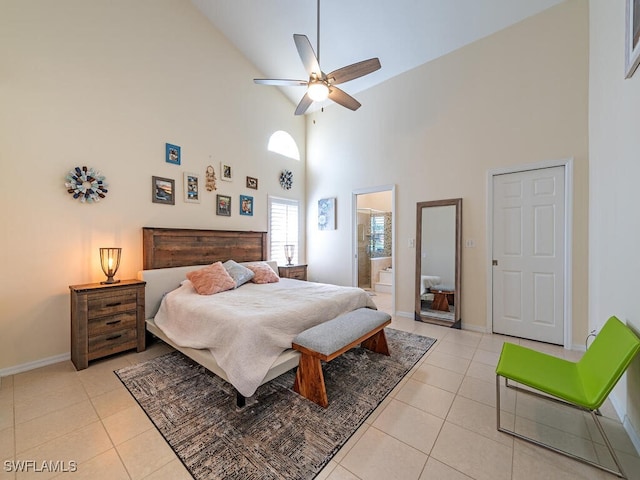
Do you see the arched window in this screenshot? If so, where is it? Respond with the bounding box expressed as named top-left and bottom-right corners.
top-left (268, 131), bottom-right (300, 161)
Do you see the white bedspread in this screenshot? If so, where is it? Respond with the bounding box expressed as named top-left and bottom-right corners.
top-left (153, 278), bottom-right (377, 397)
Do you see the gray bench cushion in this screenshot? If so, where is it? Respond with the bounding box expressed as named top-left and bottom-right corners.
top-left (293, 308), bottom-right (391, 356)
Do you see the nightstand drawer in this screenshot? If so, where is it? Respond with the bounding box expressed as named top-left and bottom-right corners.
top-left (287, 267), bottom-right (306, 280)
top-left (88, 328), bottom-right (138, 360)
top-left (87, 289), bottom-right (138, 318)
top-left (88, 311), bottom-right (137, 337)
top-left (278, 264), bottom-right (307, 281)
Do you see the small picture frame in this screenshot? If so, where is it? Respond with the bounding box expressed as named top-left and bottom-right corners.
top-left (246, 176), bottom-right (258, 190)
top-left (216, 194), bottom-right (231, 216)
top-left (183, 172), bottom-right (200, 203)
top-left (625, 0), bottom-right (640, 78)
top-left (165, 143), bottom-right (181, 165)
top-left (220, 162), bottom-right (232, 181)
top-left (318, 197), bottom-right (336, 230)
top-left (240, 195), bottom-right (253, 216)
top-left (152, 176), bottom-right (175, 205)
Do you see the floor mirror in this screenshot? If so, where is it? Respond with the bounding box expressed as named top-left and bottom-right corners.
top-left (414, 198), bottom-right (462, 327)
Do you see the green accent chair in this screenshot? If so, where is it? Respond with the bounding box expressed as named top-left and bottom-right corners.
top-left (495, 316), bottom-right (640, 479)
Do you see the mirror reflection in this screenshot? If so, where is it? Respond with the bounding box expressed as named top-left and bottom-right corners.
top-left (415, 198), bottom-right (462, 327)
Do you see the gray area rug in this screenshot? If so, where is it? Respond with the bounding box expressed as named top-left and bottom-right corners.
top-left (115, 329), bottom-right (436, 480)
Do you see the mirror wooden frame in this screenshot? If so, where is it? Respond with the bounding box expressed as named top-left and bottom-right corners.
top-left (414, 198), bottom-right (462, 327)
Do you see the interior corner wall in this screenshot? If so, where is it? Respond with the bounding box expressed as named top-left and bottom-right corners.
top-left (588, 0), bottom-right (640, 450)
top-left (306, 0), bottom-right (589, 345)
top-left (0, 0), bottom-right (305, 371)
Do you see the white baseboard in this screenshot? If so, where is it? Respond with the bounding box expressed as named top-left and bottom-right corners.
top-left (609, 392), bottom-right (640, 455)
top-left (0, 352), bottom-right (70, 377)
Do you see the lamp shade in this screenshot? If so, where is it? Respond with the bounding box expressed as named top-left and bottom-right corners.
top-left (99, 248), bottom-right (121, 284)
top-left (284, 245), bottom-right (295, 266)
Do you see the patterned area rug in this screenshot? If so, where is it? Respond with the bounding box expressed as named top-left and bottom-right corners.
top-left (115, 329), bottom-right (436, 480)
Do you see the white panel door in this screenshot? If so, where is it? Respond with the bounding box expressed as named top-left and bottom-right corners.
top-left (492, 166), bottom-right (565, 344)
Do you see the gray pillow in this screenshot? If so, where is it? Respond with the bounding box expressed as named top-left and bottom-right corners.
top-left (223, 260), bottom-right (255, 288)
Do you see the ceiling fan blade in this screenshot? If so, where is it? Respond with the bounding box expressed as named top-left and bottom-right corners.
top-left (254, 78), bottom-right (308, 86)
top-left (294, 92), bottom-right (314, 116)
top-left (294, 34), bottom-right (322, 77)
top-left (327, 58), bottom-right (381, 85)
top-left (328, 87), bottom-right (361, 111)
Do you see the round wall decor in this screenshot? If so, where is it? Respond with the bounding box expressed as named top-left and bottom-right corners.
top-left (65, 166), bottom-right (108, 203)
top-left (279, 169), bottom-right (293, 190)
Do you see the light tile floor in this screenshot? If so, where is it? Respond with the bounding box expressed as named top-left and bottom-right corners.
top-left (1, 292), bottom-right (638, 480)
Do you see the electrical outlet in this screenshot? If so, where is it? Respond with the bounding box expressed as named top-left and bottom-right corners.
top-left (408, 238), bottom-right (415, 248)
top-left (465, 239), bottom-right (476, 248)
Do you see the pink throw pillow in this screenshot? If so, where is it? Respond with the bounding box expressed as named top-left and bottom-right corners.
top-left (246, 263), bottom-right (280, 284)
top-left (186, 262), bottom-right (236, 295)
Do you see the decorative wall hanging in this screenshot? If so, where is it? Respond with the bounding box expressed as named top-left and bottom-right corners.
top-left (65, 166), bottom-right (108, 203)
top-left (183, 172), bottom-right (200, 203)
top-left (240, 195), bottom-right (254, 216)
top-left (152, 176), bottom-right (175, 205)
top-left (220, 162), bottom-right (232, 181)
top-left (205, 165), bottom-right (217, 191)
top-left (246, 176), bottom-right (258, 190)
top-left (318, 197), bottom-right (336, 230)
top-left (166, 143), bottom-right (181, 165)
top-left (280, 169), bottom-right (293, 190)
top-left (216, 194), bottom-right (231, 216)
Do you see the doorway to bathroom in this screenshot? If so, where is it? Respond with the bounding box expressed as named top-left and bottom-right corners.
top-left (352, 186), bottom-right (395, 303)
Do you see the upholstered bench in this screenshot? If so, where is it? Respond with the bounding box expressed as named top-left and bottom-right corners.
top-left (292, 308), bottom-right (392, 407)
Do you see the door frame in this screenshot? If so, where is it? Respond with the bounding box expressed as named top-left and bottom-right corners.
top-left (352, 184), bottom-right (396, 309)
top-left (485, 159), bottom-right (573, 348)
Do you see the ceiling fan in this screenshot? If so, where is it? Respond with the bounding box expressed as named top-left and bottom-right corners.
top-left (253, 0), bottom-right (381, 116)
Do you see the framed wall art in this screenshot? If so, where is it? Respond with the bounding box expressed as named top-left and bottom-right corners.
top-left (240, 195), bottom-right (253, 216)
top-left (318, 197), bottom-right (336, 230)
top-left (152, 176), bottom-right (175, 205)
top-left (626, 0), bottom-right (640, 78)
top-left (220, 162), bottom-right (233, 181)
top-left (246, 176), bottom-right (258, 189)
top-left (165, 143), bottom-right (181, 165)
top-left (216, 194), bottom-right (231, 216)
top-left (183, 172), bottom-right (200, 203)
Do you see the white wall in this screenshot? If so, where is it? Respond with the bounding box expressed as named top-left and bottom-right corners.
top-left (306, 0), bottom-right (589, 346)
top-left (0, 0), bottom-right (305, 371)
top-left (589, 0), bottom-right (640, 451)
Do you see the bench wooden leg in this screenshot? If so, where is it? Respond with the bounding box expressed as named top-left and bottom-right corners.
top-left (361, 329), bottom-right (390, 356)
top-left (293, 353), bottom-right (328, 408)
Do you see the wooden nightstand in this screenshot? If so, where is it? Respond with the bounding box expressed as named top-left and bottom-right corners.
top-left (70, 279), bottom-right (146, 370)
top-left (278, 264), bottom-right (307, 281)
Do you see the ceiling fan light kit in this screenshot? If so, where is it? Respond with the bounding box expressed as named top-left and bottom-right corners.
top-left (307, 81), bottom-right (329, 101)
top-left (253, 0), bottom-right (381, 115)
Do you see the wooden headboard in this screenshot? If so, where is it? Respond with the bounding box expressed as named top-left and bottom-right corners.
top-left (142, 228), bottom-right (267, 269)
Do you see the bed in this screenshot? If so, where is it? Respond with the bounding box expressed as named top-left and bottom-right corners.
top-left (138, 227), bottom-right (376, 404)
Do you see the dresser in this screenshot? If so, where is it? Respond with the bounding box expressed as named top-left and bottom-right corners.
top-left (70, 279), bottom-right (146, 370)
top-left (278, 264), bottom-right (307, 281)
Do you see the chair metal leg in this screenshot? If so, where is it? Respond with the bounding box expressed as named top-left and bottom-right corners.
top-left (495, 374), bottom-right (627, 479)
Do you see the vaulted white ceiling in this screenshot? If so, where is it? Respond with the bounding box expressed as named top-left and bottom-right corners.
top-left (191, 0), bottom-right (564, 111)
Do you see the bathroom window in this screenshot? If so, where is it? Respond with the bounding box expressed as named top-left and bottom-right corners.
top-left (370, 212), bottom-right (392, 257)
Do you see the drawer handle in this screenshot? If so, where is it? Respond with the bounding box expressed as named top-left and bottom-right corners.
top-left (106, 334), bottom-right (122, 341)
top-left (105, 320), bottom-right (121, 326)
top-left (105, 302), bottom-right (122, 307)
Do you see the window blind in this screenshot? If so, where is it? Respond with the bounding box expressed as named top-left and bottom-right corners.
top-left (268, 196), bottom-right (299, 265)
